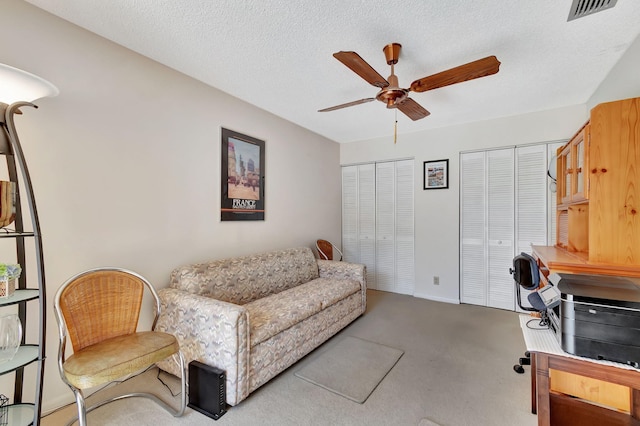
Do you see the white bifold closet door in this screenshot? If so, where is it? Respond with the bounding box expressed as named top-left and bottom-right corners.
top-left (460, 144), bottom-right (553, 311)
top-left (342, 163), bottom-right (376, 288)
top-left (342, 160), bottom-right (414, 295)
top-left (375, 160), bottom-right (414, 294)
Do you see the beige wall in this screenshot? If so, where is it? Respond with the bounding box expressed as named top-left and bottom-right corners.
top-left (341, 27), bottom-right (640, 305)
top-left (588, 33), bottom-right (640, 108)
top-left (1, 0), bottom-right (341, 412)
top-left (340, 106), bottom-right (587, 304)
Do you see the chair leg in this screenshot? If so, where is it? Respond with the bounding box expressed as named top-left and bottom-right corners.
top-left (71, 388), bottom-right (87, 426)
top-left (65, 352), bottom-right (187, 425)
top-left (513, 351), bottom-right (532, 374)
top-left (175, 350), bottom-right (187, 417)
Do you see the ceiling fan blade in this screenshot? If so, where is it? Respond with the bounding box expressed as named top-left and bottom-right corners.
top-left (409, 56), bottom-right (501, 93)
top-left (318, 98), bottom-right (376, 112)
top-left (395, 98), bottom-right (430, 121)
top-left (333, 51), bottom-right (389, 88)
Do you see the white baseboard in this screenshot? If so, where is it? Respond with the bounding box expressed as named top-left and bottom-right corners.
top-left (413, 292), bottom-right (460, 304)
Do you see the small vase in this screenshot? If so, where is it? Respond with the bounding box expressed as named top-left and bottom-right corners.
top-left (0, 314), bottom-right (22, 364)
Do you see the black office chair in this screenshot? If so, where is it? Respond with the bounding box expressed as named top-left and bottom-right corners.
top-left (509, 252), bottom-right (546, 374)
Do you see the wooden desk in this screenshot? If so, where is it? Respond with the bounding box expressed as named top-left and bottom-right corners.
top-left (520, 316), bottom-right (640, 426)
top-left (532, 245), bottom-right (640, 278)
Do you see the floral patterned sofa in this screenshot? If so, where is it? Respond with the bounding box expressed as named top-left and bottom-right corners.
top-left (155, 247), bottom-right (366, 406)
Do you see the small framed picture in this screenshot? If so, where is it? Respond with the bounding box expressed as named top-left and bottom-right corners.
top-left (423, 159), bottom-right (449, 190)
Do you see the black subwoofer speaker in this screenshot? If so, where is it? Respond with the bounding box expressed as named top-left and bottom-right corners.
top-left (188, 361), bottom-right (227, 420)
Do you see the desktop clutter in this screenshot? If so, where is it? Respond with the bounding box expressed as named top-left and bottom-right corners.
top-left (511, 252), bottom-right (640, 371)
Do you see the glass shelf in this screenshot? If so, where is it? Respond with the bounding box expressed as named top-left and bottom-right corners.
top-left (0, 289), bottom-right (39, 307)
top-left (0, 231), bottom-right (35, 239)
top-left (5, 403), bottom-right (35, 426)
top-left (0, 345), bottom-right (38, 376)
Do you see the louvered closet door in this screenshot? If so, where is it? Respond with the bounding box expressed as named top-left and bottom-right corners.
top-left (358, 164), bottom-right (377, 289)
top-left (514, 144), bottom-right (561, 311)
top-left (487, 149), bottom-right (515, 310)
top-left (395, 159), bottom-right (415, 295)
top-left (516, 144), bottom-right (549, 255)
top-left (342, 166), bottom-right (359, 263)
top-left (376, 162), bottom-right (395, 292)
top-left (460, 148), bottom-right (515, 309)
top-left (376, 161), bottom-right (415, 294)
top-left (460, 151), bottom-right (487, 305)
top-left (342, 160), bottom-right (414, 295)
top-left (342, 164), bottom-right (377, 288)
top-left (461, 143), bottom-right (557, 311)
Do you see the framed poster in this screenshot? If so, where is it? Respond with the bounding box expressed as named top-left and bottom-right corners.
top-left (221, 128), bottom-right (265, 221)
top-left (423, 159), bottom-right (449, 190)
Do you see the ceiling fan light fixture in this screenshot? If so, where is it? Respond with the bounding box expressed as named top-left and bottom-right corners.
top-left (376, 87), bottom-right (408, 107)
top-left (319, 42), bottom-right (498, 122)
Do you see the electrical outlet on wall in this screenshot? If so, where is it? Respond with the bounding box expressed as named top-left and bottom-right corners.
top-left (433, 276), bottom-right (439, 285)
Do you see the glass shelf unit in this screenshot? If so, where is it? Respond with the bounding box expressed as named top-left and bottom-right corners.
top-left (0, 101), bottom-right (47, 425)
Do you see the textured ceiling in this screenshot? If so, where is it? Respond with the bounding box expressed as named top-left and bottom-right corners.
top-left (24, 0), bottom-right (640, 143)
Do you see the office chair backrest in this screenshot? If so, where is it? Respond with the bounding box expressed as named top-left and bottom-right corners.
top-left (511, 252), bottom-right (540, 291)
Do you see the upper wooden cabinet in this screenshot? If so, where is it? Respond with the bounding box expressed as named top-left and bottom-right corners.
top-left (558, 124), bottom-right (590, 206)
top-left (555, 97), bottom-right (640, 266)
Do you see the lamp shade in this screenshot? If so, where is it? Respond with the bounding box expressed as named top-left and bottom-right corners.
top-left (0, 63), bottom-right (59, 104)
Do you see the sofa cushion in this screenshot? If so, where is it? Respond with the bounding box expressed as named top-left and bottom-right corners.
top-left (245, 278), bottom-right (361, 347)
top-left (169, 247), bottom-right (320, 305)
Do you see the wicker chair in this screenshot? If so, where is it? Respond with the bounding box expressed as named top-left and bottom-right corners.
top-left (54, 268), bottom-right (186, 426)
top-left (316, 239), bottom-right (343, 261)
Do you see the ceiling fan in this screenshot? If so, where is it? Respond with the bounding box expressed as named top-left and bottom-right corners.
top-left (319, 43), bottom-right (501, 121)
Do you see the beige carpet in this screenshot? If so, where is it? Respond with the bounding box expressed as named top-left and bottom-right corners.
top-left (42, 290), bottom-right (537, 426)
top-left (294, 336), bottom-right (403, 403)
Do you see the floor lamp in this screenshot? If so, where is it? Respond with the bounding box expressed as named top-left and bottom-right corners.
top-left (0, 63), bottom-right (57, 424)
top-left (0, 63), bottom-right (59, 150)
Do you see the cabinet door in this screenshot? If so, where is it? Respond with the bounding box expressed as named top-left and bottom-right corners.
top-left (558, 144), bottom-right (572, 205)
top-left (589, 98), bottom-right (640, 264)
top-left (571, 126), bottom-right (588, 202)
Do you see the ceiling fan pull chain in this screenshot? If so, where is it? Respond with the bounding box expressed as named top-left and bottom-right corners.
top-left (394, 109), bottom-right (398, 144)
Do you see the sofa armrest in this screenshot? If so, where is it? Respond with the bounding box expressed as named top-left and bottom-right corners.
top-left (155, 288), bottom-right (250, 406)
top-left (317, 260), bottom-right (367, 311)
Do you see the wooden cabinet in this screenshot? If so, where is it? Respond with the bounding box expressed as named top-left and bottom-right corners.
top-left (555, 97), bottom-right (640, 265)
top-left (531, 96), bottom-right (640, 418)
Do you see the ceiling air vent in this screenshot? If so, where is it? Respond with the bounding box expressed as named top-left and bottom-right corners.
top-left (568, 0), bottom-right (618, 21)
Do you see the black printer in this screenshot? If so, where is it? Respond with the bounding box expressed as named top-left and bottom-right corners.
top-left (548, 272), bottom-right (640, 368)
